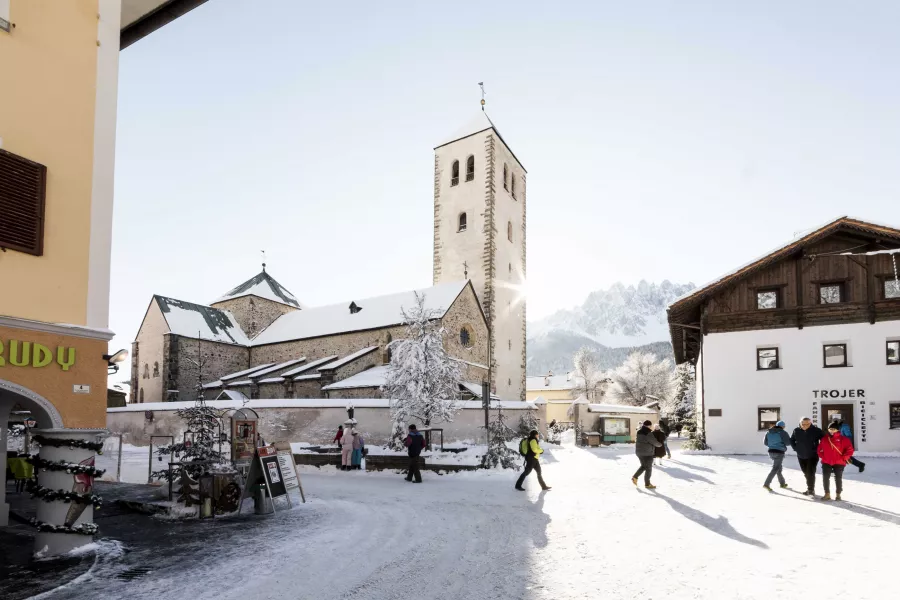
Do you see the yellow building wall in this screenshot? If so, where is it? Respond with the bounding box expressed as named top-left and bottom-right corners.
top-left (0, 0), bottom-right (100, 325)
top-left (525, 389), bottom-right (573, 402)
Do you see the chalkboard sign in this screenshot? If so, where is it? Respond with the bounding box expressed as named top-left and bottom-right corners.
top-left (258, 446), bottom-right (288, 499)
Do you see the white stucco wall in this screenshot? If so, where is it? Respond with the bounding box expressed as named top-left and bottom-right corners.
top-left (701, 321), bottom-right (900, 454)
top-left (135, 300), bottom-right (169, 403)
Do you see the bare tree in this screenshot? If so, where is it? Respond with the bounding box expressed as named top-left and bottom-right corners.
top-left (571, 346), bottom-right (608, 402)
top-left (607, 351), bottom-right (674, 407)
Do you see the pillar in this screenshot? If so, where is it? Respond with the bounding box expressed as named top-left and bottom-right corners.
top-left (0, 402), bottom-right (11, 527)
top-left (29, 429), bottom-right (106, 557)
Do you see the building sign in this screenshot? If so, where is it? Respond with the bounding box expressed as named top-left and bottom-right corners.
top-left (0, 339), bottom-right (76, 371)
top-left (812, 389), bottom-right (865, 399)
top-left (860, 401), bottom-right (867, 443)
top-left (811, 402), bottom-right (819, 426)
top-left (890, 404), bottom-right (900, 430)
top-left (277, 451), bottom-right (300, 490)
top-left (73, 385), bottom-right (90, 394)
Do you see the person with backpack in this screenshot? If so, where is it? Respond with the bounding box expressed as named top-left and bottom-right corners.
top-left (632, 420), bottom-right (663, 489)
top-left (515, 430), bottom-right (551, 492)
top-left (834, 416), bottom-right (865, 473)
top-left (763, 420), bottom-right (792, 491)
top-left (404, 424), bottom-right (426, 483)
top-left (818, 421), bottom-right (854, 501)
top-left (790, 417), bottom-right (823, 496)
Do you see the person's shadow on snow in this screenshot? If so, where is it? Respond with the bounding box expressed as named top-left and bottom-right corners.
top-left (646, 490), bottom-right (768, 549)
top-left (776, 494), bottom-right (900, 526)
top-left (665, 459), bottom-right (717, 474)
top-left (659, 465), bottom-right (715, 485)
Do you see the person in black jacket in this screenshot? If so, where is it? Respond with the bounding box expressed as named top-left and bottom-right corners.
top-left (790, 417), bottom-right (823, 496)
top-left (652, 425), bottom-right (667, 466)
top-left (659, 419), bottom-right (672, 459)
top-left (632, 421), bottom-right (663, 489)
top-left (403, 424), bottom-right (426, 483)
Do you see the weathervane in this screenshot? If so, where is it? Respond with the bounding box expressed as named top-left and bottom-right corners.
top-left (478, 82), bottom-right (486, 111)
top-left (463, 261), bottom-right (469, 279)
top-left (261, 250), bottom-right (266, 272)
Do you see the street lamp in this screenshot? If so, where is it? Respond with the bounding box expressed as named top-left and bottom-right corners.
top-left (103, 349), bottom-right (128, 374)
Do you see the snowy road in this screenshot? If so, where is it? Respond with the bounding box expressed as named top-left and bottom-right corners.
top-left (51, 443), bottom-right (900, 600)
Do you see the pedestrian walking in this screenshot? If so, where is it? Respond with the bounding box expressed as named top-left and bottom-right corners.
top-left (632, 420), bottom-right (663, 489)
top-left (515, 429), bottom-right (551, 491)
top-left (351, 431), bottom-right (365, 470)
top-left (790, 417), bottom-right (823, 496)
top-left (340, 422), bottom-right (355, 471)
top-left (659, 419), bottom-right (672, 459)
top-left (333, 424), bottom-right (344, 446)
top-left (834, 417), bottom-right (865, 473)
top-left (652, 424), bottom-right (667, 466)
top-left (763, 420), bottom-right (792, 491)
top-left (404, 424), bottom-right (426, 483)
top-left (818, 421), bottom-right (854, 501)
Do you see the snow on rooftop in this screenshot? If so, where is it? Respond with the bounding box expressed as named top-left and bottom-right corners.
top-left (220, 363), bottom-right (275, 382)
top-left (213, 270), bottom-right (303, 308)
top-left (258, 377), bottom-right (286, 384)
top-left (226, 379), bottom-right (252, 387)
top-left (249, 358), bottom-right (306, 379)
top-left (321, 365), bottom-right (390, 390)
top-left (281, 356), bottom-right (338, 377)
top-left (213, 390), bottom-right (248, 401)
top-left (459, 381), bottom-right (501, 400)
top-left (251, 281), bottom-right (469, 346)
top-left (293, 374), bottom-right (322, 381)
top-left (155, 296), bottom-right (250, 346)
top-left (587, 403), bottom-right (658, 414)
top-left (319, 347), bottom-right (378, 371)
top-left (526, 374), bottom-right (577, 391)
top-left (109, 398), bottom-right (536, 412)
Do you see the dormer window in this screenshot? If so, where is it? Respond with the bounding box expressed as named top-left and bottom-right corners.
top-left (349, 302), bottom-right (362, 314)
top-left (451, 161), bottom-right (459, 186)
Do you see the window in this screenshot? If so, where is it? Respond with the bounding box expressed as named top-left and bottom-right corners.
top-left (458, 212), bottom-right (467, 232)
top-left (890, 403), bottom-right (900, 429)
top-left (885, 279), bottom-right (900, 299)
top-left (511, 174), bottom-right (517, 199)
top-left (507, 221), bottom-right (513, 242)
top-left (508, 378), bottom-right (511, 386)
top-left (460, 326), bottom-right (472, 348)
top-left (508, 340), bottom-right (512, 351)
top-left (888, 341), bottom-right (900, 365)
top-left (708, 409), bottom-right (723, 417)
top-left (153, 362), bottom-right (160, 377)
top-left (818, 282), bottom-right (844, 304)
top-left (466, 156), bottom-right (475, 182)
top-left (503, 164), bottom-right (509, 190)
top-left (143, 364), bottom-right (149, 379)
top-left (451, 160), bottom-right (459, 186)
top-left (823, 343), bottom-right (848, 368)
top-left (756, 288), bottom-right (780, 310)
top-left (758, 407), bottom-right (781, 431)
top-left (508, 263), bottom-right (512, 274)
top-left (0, 149), bottom-right (48, 256)
top-left (757, 347), bottom-right (779, 370)
top-left (139, 389), bottom-right (144, 403)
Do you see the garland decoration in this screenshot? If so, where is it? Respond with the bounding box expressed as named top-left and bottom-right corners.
top-left (29, 518), bottom-right (99, 536)
top-left (26, 456), bottom-right (106, 477)
top-left (31, 435), bottom-right (104, 454)
top-left (25, 480), bottom-right (102, 508)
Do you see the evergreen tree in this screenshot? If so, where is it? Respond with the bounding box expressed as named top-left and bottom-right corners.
top-left (481, 405), bottom-right (521, 470)
top-left (518, 406), bottom-right (541, 437)
top-left (671, 363), bottom-right (697, 432)
top-left (382, 292), bottom-right (463, 443)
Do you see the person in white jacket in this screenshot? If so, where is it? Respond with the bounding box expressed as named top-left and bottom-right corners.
top-left (340, 423), bottom-right (355, 471)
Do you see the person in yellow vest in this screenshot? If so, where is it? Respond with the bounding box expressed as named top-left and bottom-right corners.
top-left (515, 430), bottom-right (551, 491)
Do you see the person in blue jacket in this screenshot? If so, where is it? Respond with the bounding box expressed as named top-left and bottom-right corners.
top-left (835, 416), bottom-right (865, 473)
top-left (763, 420), bottom-right (792, 491)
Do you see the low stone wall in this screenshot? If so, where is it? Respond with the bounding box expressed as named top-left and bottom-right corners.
top-left (107, 399), bottom-right (544, 448)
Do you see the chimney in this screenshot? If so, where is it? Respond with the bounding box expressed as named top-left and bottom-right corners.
top-left (349, 302), bottom-right (362, 314)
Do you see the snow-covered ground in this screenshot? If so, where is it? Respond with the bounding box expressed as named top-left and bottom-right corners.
top-left (60, 441), bottom-right (900, 600)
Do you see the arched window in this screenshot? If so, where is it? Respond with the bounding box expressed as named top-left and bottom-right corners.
top-left (507, 221), bottom-right (513, 242)
top-left (503, 164), bottom-right (509, 190)
top-left (451, 160), bottom-right (459, 186)
top-left (511, 174), bottom-right (517, 199)
top-left (385, 333), bottom-right (393, 364)
top-left (466, 156), bottom-right (475, 181)
top-left (508, 339), bottom-right (512, 351)
top-left (152, 362), bottom-right (159, 377)
top-left (458, 212), bottom-right (467, 232)
top-left (460, 326), bottom-right (472, 348)
top-left (508, 262), bottom-right (512, 274)
top-left (143, 364), bottom-right (149, 379)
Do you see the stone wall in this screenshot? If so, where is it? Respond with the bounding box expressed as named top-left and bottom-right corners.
top-left (211, 295), bottom-right (297, 339)
top-left (250, 325), bottom-right (403, 367)
top-left (292, 379), bottom-right (325, 398)
top-left (325, 386), bottom-right (382, 399)
top-left (166, 335), bottom-right (249, 402)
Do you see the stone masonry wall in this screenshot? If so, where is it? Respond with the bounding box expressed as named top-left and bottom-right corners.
top-left (250, 325), bottom-right (404, 367)
top-left (211, 295), bottom-right (298, 339)
top-left (167, 334), bottom-right (249, 402)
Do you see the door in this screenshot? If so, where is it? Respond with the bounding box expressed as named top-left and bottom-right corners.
top-left (821, 404), bottom-right (855, 449)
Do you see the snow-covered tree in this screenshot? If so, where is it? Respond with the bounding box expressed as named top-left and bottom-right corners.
top-left (481, 405), bottom-right (521, 470)
top-left (607, 351), bottom-right (674, 407)
top-left (517, 405), bottom-right (541, 437)
top-left (571, 347), bottom-right (608, 401)
top-left (382, 292), bottom-right (463, 444)
top-left (670, 363), bottom-right (697, 432)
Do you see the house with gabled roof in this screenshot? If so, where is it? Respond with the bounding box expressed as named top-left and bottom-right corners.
top-left (668, 217), bottom-right (900, 453)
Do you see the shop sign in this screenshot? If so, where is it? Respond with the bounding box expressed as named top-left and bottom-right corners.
top-left (812, 389), bottom-right (865, 399)
top-left (0, 339), bottom-right (76, 371)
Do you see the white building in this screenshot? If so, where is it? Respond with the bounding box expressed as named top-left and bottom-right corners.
top-left (668, 217), bottom-right (900, 453)
top-left (433, 112), bottom-right (527, 400)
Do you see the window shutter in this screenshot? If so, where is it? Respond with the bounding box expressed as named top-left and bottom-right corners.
top-left (0, 148), bottom-right (47, 256)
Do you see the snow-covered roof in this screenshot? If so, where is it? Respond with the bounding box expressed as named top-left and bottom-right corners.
top-left (252, 281), bottom-right (471, 346)
top-left (526, 374), bottom-right (577, 391)
top-left (109, 398), bottom-right (538, 412)
top-left (227, 379), bottom-right (252, 387)
top-left (258, 377), bottom-right (286, 384)
top-left (214, 390), bottom-right (248, 401)
top-left (318, 347), bottom-right (378, 371)
top-left (281, 355), bottom-right (338, 377)
top-left (249, 358), bottom-right (306, 379)
top-left (155, 295), bottom-right (250, 346)
top-left (221, 363), bottom-right (275, 382)
top-left (435, 112), bottom-right (526, 171)
top-left (322, 365), bottom-right (390, 390)
top-left (293, 374), bottom-right (321, 381)
top-left (212, 270), bottom-right (303, 308)
top-left (587, 403), bottom-right (658, 415)
top-left (459, 381), bottom-right (501, 400)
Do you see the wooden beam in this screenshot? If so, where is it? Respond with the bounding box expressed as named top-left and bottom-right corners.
top-left (866, 253), bottom-right (876, 324)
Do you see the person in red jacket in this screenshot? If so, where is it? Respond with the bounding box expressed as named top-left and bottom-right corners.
top-left (817, 421), bottom-right (854, 501)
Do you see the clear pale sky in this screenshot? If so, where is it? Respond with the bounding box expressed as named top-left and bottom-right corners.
top-left (108, 0), bottom-right (900, 357)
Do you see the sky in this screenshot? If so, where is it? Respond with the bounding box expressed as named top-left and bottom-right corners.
top-left (108, 0), bottom-right (900, 359)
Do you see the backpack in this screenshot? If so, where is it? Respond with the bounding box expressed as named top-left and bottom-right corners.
top-left (519, 438), bottom-right (530, 456)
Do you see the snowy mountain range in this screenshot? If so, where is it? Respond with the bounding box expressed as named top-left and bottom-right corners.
top-left (526, 280), bottom-right (695, 375)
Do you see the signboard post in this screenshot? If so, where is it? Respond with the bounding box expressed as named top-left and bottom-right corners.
top-left (238, 445), bottom-right (292, 514)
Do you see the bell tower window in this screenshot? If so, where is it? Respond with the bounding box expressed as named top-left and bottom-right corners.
top-left (451, 160), bottom-right (459, 186)
top-left (458, 212), bottom-right (467, 232)
top-left (466, 156), bottom-right (475, 181)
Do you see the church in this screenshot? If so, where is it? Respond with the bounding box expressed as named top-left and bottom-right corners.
top-left (130, 112), bottom-right (527, 402)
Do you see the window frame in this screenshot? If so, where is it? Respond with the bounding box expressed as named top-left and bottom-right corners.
top-left (451, 160), bottom-right (459, 186)
top-left (890, 402), bottom-right (900, 429)
top-left (503, 164), bottom-right (509, 191)
top-left (458, 212), bottom-right (467, 232)
top-left (756, 347), bottom-right (780, 371)
top-left (465, 155), bottom-right (475, 182)
top-left (507, 221), bottom-right (513, 242)
top-left (887, 340), bottom-right (900, 365)
top-left (817, 281), bottom-right (845, 305)
top-left (459, 326), bottom-right (472, 348)
top-left (758, 406), bottom-right (781, 431)
top-left (823, 343), bottom-right (848, 368)
top-left (883, 277), bottom-right (900, 300)
top-left (756, 287), bottom-right (781, 310)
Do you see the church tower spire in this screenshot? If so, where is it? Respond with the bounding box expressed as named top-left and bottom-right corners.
top-left (432, 113), bottom-right (527, 400)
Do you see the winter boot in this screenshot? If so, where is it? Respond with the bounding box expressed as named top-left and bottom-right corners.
top-left (802, 490), bottom-right (811, 496)
top-left (542, 486), bottom-right (552, 491)
top-left (822, 493), bottom-right (832, 501)
top-left (763, 485), bottom-right (772, 492)
top-left (835, 493), bottom-right (842, 501)
top-left (780, 483), bottom-right (789, 489)
top-left (515, 486), bottom-right (525, 491)
top-left (859, 464), bottom-right (865, 473)
top-left (631, 477), bottom-right (638, 486)
top-left (645, 483), bottom-right (657, 489)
